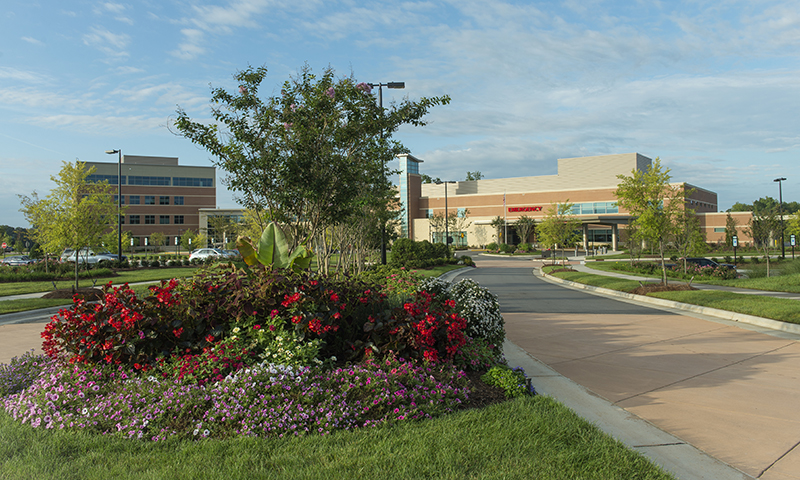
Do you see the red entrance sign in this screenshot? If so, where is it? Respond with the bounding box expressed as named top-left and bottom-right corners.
top-left (508, 206), bottom-right (543, 212)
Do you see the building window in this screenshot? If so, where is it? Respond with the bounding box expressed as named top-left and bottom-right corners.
top-left (87, 174), bottom-right (124, 185)
top-left (160, 215), bottom-right (170, 224)
top-left (714, 228), bottom-right (726, 233)
top-left (174, 196), bottom-right (184, 205)
top-left (129, 215), bottom-right (140, 225)
top-left (127, 175), bottom-right (170, 186)
top-left (174, 215), bottom-right (185, 225)
top-left (173, 177), bottom-right (213, 187)
top-left (129, 195), bottom-right (140, 205)
top-left (145, 196), bottom-right (155, 205)
top-left (120, 215), bottom-right (124, 224)
top-left (160, 196), bottom-right (169, 205)
top-left (145, 215), bottom-right (155, 225)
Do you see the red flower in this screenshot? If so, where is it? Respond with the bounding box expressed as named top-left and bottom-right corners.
top-left (173, 328), bottom-right (183, 338)
top-left (253, 325), bottom-right (261, 330)
top-left (205, 334), bottom-right (215, 342)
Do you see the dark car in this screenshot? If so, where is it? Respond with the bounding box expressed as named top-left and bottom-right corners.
top-left (684, 257), bottom-right (736, 270)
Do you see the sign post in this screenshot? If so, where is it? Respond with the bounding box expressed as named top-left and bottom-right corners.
top-left (791, 234), bottom-right (796, 260)
top-left (732, 235), bottom-right (738, 266)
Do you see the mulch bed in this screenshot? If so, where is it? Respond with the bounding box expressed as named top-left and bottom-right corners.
top-left (463, 370), bottom-right (509, 409)
top-left (630, 283), bottom-right (697, 295)
top-left (41, 288), bottom-right (104, 301)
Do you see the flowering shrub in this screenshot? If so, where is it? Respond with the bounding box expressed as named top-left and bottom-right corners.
top-left (1, 355), bottom-right (468, 441)
top-left (418, 277), bottom-right (506, 348)
top-left (41, 280), bottom-right (184, 368)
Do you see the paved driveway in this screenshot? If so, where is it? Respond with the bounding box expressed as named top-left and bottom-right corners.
top-left (457, 256), bottom-right (800, 480)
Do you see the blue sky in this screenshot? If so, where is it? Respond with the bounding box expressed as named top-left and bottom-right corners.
top-left (2, 0), bottom-right (799, 227)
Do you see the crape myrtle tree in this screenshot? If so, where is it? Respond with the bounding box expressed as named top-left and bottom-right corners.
top-left (615, 158), bottom-right (686, 285)
top-left (514, 215), bottom-right (536, 245)
top-left (19, 161), bottom-right (120, 288)
top-left (174, 64), bottom-right (449, 273)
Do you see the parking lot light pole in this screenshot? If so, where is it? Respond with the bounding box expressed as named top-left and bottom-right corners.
top-left (369, 82), bottom-right (405, 265)
top-left (435, 181), bottom-right (457, 252)
top-left (774, 177), bottom-right (787, 258)
top-left (105, 149), bottom-right (122, 261)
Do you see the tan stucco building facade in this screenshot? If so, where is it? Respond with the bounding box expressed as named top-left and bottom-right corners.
top-left (397, 153), bottom-right (753, 250)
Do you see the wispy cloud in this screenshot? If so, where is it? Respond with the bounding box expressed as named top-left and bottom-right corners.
top-left (83, 26), bottom-right (131, 58)
top-left (21, 36), bottom-right (45, 46)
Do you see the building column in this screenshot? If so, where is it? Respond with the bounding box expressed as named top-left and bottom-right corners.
top-left (612, 224), bottom-right (619, 251)
top-left (582, 224), bottom-right (589, 250)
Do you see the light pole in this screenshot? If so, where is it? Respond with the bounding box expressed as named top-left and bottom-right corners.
top-left (774, 177), bottom-right (787, 258)
top-left (436, 181), bottom-right (457, 253)
top-left (105, 149), bottom-right (122, 261)
top-left (369, 81), bottom-right (405, 265)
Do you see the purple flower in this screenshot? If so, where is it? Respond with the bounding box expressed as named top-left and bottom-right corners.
top-left (325, 87), bottom-right (335, 99)
top-left (356, 82), bottom-right (372, 94)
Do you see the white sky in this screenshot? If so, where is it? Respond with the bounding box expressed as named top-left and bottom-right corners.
top-left (1, 0), bottom-right (799, 227)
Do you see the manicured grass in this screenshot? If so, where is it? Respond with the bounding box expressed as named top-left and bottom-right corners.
top-left (649, 291), bottom-right (800, 325)
top-left (584, 261), bottom-right (800, 293)
top-left (0, 268), bottom-right (200, 297)
top-left (543, 266), bottom-right (641, 292)
top-left (545, 266), bottom-right (800, 324)
top-left (0, 396), bottom-right (674, 480)
top-left (0, 284), bottom-right (155, 315)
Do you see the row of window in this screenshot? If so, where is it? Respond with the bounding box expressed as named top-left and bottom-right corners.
top-left (88, 175), bottom-right (213, 187)
top-left (124, 215), bottom-right (185, 225)
top-left (570, 202), bottom-right (619, 215)
top-left (114, 195), bottom-right (184, 205)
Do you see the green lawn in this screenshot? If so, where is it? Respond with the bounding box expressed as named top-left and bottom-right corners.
top-left (0, 267), bottom-right (201, 297)
top-left (545, 266), bottom-right (800, 325)
top-left (0, 396), bottom-right (673, 480)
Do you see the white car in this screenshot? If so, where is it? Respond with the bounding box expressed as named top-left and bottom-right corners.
top-left (189, 248), bottom-right (225, 261)
top-left (66, 248), bottom-right (123, 264)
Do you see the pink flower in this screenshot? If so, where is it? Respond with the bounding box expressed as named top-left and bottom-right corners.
top-left (253, 325), bottom-right (261, 330)
top-left (239, 86), bottom-right (248, 95)
top-left (356, 82), bottom-right (372, 94)
top-left (325, 87), bottom-right (335, 99)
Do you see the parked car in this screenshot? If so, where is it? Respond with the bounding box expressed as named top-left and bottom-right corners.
top-left (222, 249), bottom-right (240, 259)
top-left (1, 255), bottom-right (36, 266)
top-left (65, 248), bottom-right (125, 265)
top-left (684, 257), bottom-right (736, 270)
top-left (60, 248), bottom-right (74, 261)
top-left (189, 248), bottom-right (225, 261)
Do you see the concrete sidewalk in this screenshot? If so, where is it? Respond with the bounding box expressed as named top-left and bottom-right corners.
top-left (496, 258), bottom-right (800, 479)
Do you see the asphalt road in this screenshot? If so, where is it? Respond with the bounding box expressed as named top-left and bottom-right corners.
top-left (455, 256), bottom-right (676, 317)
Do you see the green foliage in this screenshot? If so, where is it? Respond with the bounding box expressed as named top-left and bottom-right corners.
top-left (537, 201), bottom-right (581, 260)
top-left (174, 64), bottom-right (449, 253)
top-left (615, 158), bottom-right (687, 283)
top-left (237, 222), bottom-right (314, 273)
top-left (481, 366), bottom-right (534, 398)
top-left (725, 213), bottom-right (739, 248)
top-left (465, 171), bottom-right (483, 181)
top-left (389, 238), bottom-right (449, 269)
top-left (514, 215), bottom-right (536, 244)
top-left (18, 161), bottom-right (121, 289)
top-left (485, 242), bottom-right (499, 251)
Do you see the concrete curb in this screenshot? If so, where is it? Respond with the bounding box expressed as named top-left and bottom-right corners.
top-left (538, 268), bottom-right (800, 336)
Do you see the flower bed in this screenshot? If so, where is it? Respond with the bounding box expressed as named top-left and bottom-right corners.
top-left (2, 264), bottom-right (533, 442)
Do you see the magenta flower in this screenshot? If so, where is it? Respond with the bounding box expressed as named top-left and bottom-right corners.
top-left (325, 87), bottom-right (335, 99)
top-left (356, 82), bottom-right (372, 94)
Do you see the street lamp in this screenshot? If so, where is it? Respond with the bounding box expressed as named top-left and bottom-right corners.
top-left (369, 81), bottom-right (405, 265)
top-left (105, 149), bottom-right (122, 261)
top-left (774, 177), bottom-right (787, 258)
top-left (435, 181), bottom-right (457, 252)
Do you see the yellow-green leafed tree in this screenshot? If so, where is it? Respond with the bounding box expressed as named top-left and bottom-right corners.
top-left (615, 157), bottom-right (685, 284)
top-left (19, 161), bottom-right (120, 288)
top-left (537, 201), bottom-right (581, 265)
